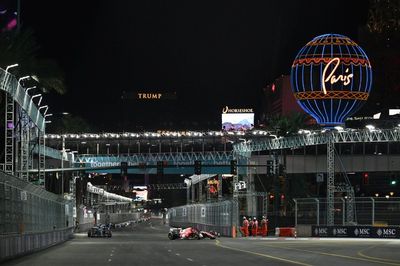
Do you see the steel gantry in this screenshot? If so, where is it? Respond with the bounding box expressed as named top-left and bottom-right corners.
top-left (326, 135), bottom-right (335, 225)
top-left (4, 93), bottom-right (14, 173)
top-left (1, 67), bottom-right (46, 181)
top-left (233, 128), bottom-right (400, 226)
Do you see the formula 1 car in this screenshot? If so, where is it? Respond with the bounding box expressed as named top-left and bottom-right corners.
top-left (88, 224), bottom-right (112, 237)
top-left (168, 227), bottom-right (218, 240)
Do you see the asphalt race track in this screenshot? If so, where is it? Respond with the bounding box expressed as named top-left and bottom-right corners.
top-left (3, 219), bottom-right (400, 266)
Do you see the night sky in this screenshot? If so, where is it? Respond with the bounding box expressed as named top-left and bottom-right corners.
top-left (22, 1), bottom-right (369, 131)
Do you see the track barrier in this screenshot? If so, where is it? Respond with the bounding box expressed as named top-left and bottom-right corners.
top-left (275, 227), bottom-right (297, 237)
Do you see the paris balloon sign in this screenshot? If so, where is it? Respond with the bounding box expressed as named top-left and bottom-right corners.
top-left (290, 34), bottom-right (372, 127)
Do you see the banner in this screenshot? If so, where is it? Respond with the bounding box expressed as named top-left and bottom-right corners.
top-left (312, 226), bottom-right (400, 239)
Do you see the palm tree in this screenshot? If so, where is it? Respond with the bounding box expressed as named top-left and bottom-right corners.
top-left (46, 114), bottom-right (93, 134)
top-left (0, 28), bottom-right (66, 94)
top-left (268, 112), bottom-right (309, 137)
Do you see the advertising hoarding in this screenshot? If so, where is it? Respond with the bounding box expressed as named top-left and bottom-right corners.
top-left (222, 113), bottom-right (254, 131)
top-left (312, 226), bottom-right (400, 239)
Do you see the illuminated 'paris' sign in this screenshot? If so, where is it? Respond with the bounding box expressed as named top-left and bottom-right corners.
top-left (290, 34), bottom-right (372, 127)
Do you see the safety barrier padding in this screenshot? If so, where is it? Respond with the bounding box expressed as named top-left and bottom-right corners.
top-left (275, 227), bottom-right (297, 237)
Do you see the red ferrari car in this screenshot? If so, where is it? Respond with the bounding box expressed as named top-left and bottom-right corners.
top-left (168, 227), bottom-right (218, 240)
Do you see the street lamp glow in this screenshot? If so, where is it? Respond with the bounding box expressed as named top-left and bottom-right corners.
top-left (5, 63), bottom-right (18, 72)
top-left (31, 75), bottom-right (40, 82)
top-left (365, 125), bottom-right (375, 131)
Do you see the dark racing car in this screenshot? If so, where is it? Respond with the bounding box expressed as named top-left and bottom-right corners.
top-left (88, 224), bottom-right (112, 237)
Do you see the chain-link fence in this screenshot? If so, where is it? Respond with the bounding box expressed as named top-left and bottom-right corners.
top-left (168, 200), bottom-right (239, 237)
top-left (0, 171), bottom-right (73, 234)
top-left (295, 197), bottom-right (400, 226)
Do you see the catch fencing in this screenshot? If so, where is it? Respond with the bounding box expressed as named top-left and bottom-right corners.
top-left (294, 197), bottom-right (400, 226)
top-left (0, 171), bottom-right (73, 261)
top-left (168, 200), bottom-right (239, 237)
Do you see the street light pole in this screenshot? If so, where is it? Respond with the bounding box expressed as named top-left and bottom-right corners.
top-left (61, 136), bottom-right (65, 195)
top-left (39, 105), bottom-right (49, 115)
top-left (18, 76), bottom-right (30, 83)
top-left (5, 64), bottom-right (19, 72)
top-left (25, 86), bottom-right (36, 95)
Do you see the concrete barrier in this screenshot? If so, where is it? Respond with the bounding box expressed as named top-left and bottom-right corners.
top-left (0, 227), bottom-right (74, 262)
top-left (296, 225), bottom-right (312, 237)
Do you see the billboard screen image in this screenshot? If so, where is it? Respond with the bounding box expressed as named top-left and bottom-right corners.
top-left (222, 113), bottom-right (254, 131)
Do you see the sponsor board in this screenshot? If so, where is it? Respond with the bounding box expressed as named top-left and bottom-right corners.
top-left (312, 226), bottom-right (400, 238)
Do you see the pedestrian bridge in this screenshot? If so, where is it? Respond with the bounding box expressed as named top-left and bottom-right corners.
top-left (75, 151), bottom-right (235, 174)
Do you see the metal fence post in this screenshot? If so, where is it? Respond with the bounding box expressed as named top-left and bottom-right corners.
top-left (341, 198), bottom-right (345, 225)
top-left (191, 184), bottom-right (195, 203)
top-left (371, 197), bottom-right (375, 226)
top-left (294, 199), bottom-right (297, 227)
top-left (315, 198), bottom-right (320, 226)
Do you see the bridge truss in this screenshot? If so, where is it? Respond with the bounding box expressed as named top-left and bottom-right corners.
top-left (233, 128), bottom-right (400, 153)
top-left (77, 151), bottom-right (235, 166)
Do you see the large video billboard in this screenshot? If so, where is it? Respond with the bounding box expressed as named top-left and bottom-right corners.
top-left (222, 113), bottom-right (254, 131)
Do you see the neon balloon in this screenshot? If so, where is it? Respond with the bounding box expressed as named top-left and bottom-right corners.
top-left (290, 34), bottom-right (372, 127)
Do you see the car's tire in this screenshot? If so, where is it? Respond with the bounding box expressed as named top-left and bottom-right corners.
top-left (187, 233), bottom-right (199, 240)
top-left (168, 232), bottom-right (175, 240)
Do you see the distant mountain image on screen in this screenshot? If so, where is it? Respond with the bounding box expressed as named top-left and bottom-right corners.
top-left (221, 113), bottom-right (254, 131)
